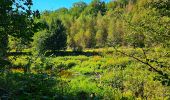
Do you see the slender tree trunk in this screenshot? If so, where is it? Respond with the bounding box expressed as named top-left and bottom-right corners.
top-left (0, 34), bottom-right (8, 59)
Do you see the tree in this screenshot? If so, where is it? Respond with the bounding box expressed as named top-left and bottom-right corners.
top-left (114, 0), bottom-right (170, 86)
top-left (70, 1), bottom-right (87, 18)
top-left (68, 15), bottom-right (96, 50)
top-left (34, 19), bottom-right (67, 54)
top-left (125, 0), bottom-right (170, 47)
top-left (74, 29), bottom-right (85, 51)
top-left (107, 19), bottom-right (124, 46)
top-left (48, 19), bottom-right (67, 51)
top-left (95, 13), bottom-right (108, 47)
top-left (0, 0), bottom-right (40, 63)
top-left (106, 1), bottom-right (118, 10)
top-left (55, 7), bottom-right (69, 15)
top-left (84, 16), bottom-right (96, 48)
top-left (82, 0), bottom-right (106, 16)
top-left (90, 0), bottom-right (106, 16)
top-left (117, 0), bottom-right (129, 7)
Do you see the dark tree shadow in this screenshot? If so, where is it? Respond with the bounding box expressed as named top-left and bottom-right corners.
top-left (7, 51), bottom-right (101, 57)
top-left (0, 72), bottom-right (102, 100)
top-left (0, 72), bottom-right (58, 99)
top-left (45, 51), bottom-right (101, 57)
top-left (7, 52), bottom-right (31, 56)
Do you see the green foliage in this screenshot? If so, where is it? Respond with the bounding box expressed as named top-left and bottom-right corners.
top-left (39, 0), bottom-right (170, 49)
top-left (125, 6), bottom-right (170, 47)
top-left (47, 19), bottom-right (67, 51)
top-left (3, 48), bottom-right (170, 99)
top-left (33, 19), bottom-right (67, 55)
top-left (0, 72), bottom-right (57, 99)
top-left (33, 30), bottom-right (49, 55)
top-left (70, 1), bottom-right (87, 17)
top-left (1, 0), bottom-right (170, 99)
top-left (4, 0), bottom-right (170, 51)
top-left (88, 0), bottom-right (107, 16)
top-left (0, 0), bottom-right (41, 68)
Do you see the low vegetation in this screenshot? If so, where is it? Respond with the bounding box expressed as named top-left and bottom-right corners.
top-left (0, 0), bottom-right (170, 99)
top-left (0, 48), bottom-right (169, 99)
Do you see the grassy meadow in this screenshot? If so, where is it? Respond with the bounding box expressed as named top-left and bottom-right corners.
top-left (1, 47), bottom-right (169, 99)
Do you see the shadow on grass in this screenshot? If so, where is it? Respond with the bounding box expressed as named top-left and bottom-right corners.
top-left (0, 72), bottom-right (58, 99)
top-left (0, 72), bottom-right (102, 100)
top-left (7, 52), bottom-right (31, 56)
top-left (8, 51), bottom-right (101, 57)
top-left (45, 51), bottom-right (101, 57)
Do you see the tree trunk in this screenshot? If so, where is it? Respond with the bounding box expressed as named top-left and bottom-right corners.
top-left (0, 34), bottom-right (8, 61)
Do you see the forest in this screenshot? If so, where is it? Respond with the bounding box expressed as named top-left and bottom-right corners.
top-left (0, 0), bottom-right (170, 99)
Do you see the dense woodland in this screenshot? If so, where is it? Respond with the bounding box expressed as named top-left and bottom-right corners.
top-left (34, 0), bottom-right (170, 51)
top-left (0, 0), bottom-right (170, 99)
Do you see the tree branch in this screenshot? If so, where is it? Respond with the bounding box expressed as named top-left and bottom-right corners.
top-left (113, 47), bottom-right (168, 76)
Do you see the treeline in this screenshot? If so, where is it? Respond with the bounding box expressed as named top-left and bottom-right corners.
top-left (8, 0), bottom-right (170, 54)
top-left (30, 0), bottom-right (169, 52)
